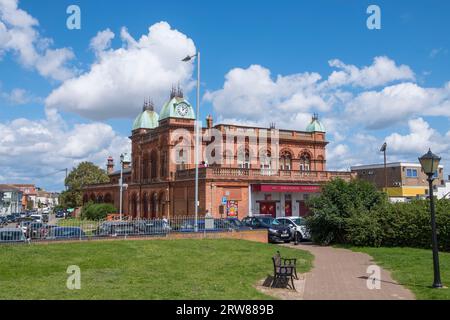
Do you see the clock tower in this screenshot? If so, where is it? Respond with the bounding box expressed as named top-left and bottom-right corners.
top-left (159, 86), bottom-right (196, 121)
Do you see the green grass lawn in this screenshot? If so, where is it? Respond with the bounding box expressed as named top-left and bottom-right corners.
top-left (348, 246), bottom-right (450, 300)
top-left (0, 239), bottom-right (312, 300)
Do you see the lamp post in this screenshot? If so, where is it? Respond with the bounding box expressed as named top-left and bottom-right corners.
top-left (119, 153), bottom-right (124, 221)
top-left (380, 142), bottom-right (387, 191)
top-left (182, 51), bottom-right (200, 232)
top-left (418, 149), bottom-right (443, 288)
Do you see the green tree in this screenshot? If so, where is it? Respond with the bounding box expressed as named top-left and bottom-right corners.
top-left (305, 178), bottom-right (387, 245)
top-left (59, 162), bottom-right (109, 208)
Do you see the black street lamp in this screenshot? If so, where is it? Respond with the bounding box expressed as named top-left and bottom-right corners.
top-left (418, 149), bottom-right (443, 288)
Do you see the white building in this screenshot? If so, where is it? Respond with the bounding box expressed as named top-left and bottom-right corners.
top-left (0, 185), bottom-right (23, 216)
top-left (435, 176), bottom-right (450, 199)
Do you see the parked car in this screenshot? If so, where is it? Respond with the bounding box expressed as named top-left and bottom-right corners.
top-left (0, 228), bottom-right (28, 243)
top-left (94, 221), bottom-right (139, 237)
top-left (55, 210), bottom-right (66, 218)
top-left (134, 220), bottom-right (171, 235)
top-left (30, 214), bottom-right (44, 222)
top-left (221, 218), bottom-right (252, 231)
top-left (275, 216), bottom-right (310, 242)
top-left (6, 215), bottom-right (17, 223)
top-left (0, 216), bottom-right (8, 226)
top-left (46, 227), bottom-right (86, 240)
top-left (241, 215), bottom-right (292, 243)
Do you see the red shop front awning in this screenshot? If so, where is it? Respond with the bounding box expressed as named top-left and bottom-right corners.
top-left (251, 184), bottom-right (321, 193)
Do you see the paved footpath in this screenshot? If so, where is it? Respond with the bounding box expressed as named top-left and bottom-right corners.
top-left (282, 243), bottom-right (415, 300)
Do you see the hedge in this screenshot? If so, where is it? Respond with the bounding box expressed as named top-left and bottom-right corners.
top-left (81, 202), bottom-right (117, 220)
top-left (306, 178), bottom-right (450, 251)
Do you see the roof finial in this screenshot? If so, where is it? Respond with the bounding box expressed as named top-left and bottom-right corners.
top-left (176, 83), bottom-right (183, 98)
top-left (143, 98), bottom-right (148, 112)
top-left (312, 113), bottom-right (319, 121)
top-left (170, 85), bottom-right (176, 99)
top-left (148, 97), bottom-right (154, 111)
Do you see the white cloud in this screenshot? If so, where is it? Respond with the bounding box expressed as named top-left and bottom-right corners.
top-left (204, 64), bottom-right (329, 129)
top-left (326, 56), bottom-right (415, 88)
top-left (0, 109), bottom-right (130, 190)
top-left (45, 22), bottom-right (196, 120)
top-left (90, 28), bottom-right (115, 55)
top-left (0, 0), bottom-right (75, 81)
top-left (0, 87), bottom-right (40, 104)
top-left (385, 118), bottom-right (450, 155)
top-left (345, 82), bottom-right (450, 129)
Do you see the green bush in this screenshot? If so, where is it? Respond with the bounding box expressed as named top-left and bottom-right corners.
top-left (306, 178), bottom-right (387, 245)
top-left (306, 178), bottom-right (450, 251)
top-left (81, 202), bottom-right (117, 220)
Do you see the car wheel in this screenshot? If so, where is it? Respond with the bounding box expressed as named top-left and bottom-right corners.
top-left (295, 232), bottom-right (303, 243)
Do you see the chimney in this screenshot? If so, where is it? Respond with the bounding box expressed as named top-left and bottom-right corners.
top-left (106, 156), bottom-right (114, 174)
top-left (206, 115), bottom-right (213, 129)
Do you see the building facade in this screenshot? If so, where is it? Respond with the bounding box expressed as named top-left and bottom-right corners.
top-left (84, 89), bottom-right (353, 219)
top-left (351, 162), bottom-right (445, 202)
top-left (0, 184), bottom-right (23, 216)
top-left (11, 184), bottom-right (37, 210)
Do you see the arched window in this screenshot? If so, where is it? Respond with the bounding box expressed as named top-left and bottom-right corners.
top-left (150, 150), bottom-right (158, 179)
top-left (176, 149), bottom-right (186, 171)
top-left (260, 150), bottom-right (272, 175)
top-left (143, 153), bottom-right (150, 180)
top-left (160, 151), bottom-right (167, 178)
top-left (300, 153), bottom-right (311, 171)
top-left (280, 151), bottom-right (292, 170)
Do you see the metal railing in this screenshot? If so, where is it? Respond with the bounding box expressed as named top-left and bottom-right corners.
top-left (0, 215), bottom-right (244, 245)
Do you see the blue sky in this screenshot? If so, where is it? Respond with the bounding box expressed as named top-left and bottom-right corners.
top-left (0, 0), bottom-right (449, 191)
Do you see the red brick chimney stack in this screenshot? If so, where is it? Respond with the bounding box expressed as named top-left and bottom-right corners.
top-left (106, 156), bottom-right (114, 174)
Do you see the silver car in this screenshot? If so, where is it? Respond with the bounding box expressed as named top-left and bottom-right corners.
top-left (275, 216), bottom-right (311, 242)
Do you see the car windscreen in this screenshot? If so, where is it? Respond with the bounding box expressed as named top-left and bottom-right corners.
top-left (291, 218), bottom-right (305, 226)
top-left (270, 219), bottom-right (281, 226)
top-left (259, 217), bottom-right (274, 225)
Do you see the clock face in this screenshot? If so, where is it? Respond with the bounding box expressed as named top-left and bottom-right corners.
top-left (176, 102), bottom-right (189, 117)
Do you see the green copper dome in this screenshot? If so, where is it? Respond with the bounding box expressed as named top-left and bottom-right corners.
top-left (132, 102), bottom-right (159, 130)
top-left (306, 114), bottom-right (326, 132)
top-left (159, 95), bottom-right (195, 120)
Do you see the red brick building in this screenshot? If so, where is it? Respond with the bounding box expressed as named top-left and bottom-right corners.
top-left (83, 89), bottom-right (353, 219)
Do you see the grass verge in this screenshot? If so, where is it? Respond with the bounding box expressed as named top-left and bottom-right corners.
top-left (0, 239), bottom-right (312, 300)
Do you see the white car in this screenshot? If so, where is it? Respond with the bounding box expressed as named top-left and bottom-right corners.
top-left (275, 216), bottom-right (310, 242)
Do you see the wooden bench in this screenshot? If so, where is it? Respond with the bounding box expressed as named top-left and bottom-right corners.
top-left (271, 251), bottom-right (297, 290)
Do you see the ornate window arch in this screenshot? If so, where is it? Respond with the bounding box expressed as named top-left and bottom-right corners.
top-left (259, 149), bottom-right (272, 170)
top-left (280, 150), bottom-right (292, 170)
top-left (237, 147), bottom-right (251, 169)
top-left (300, 152), bottom-right (311, 171)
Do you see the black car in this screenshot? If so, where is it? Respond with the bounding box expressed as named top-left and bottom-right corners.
top-left (46, 227), bottom-right (86, 240)
top-left (94, 221), bottom-right (140, 237)
top-left (55, 210), bottom-right (66, 218)
top-left (134, 220), bottom-right (171, 235)
top-left (6, 215), bottom-right (16, 223)
top-left (0, 216), bottom-right (8, 226)
top-left (223, 218), bottom-right (252, 231)
top-left (241, 215), bottom-right (292, 243)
